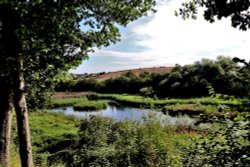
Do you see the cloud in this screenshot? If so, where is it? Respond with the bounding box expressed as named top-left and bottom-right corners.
top-left (72, 0), bottom-right (250, 73)
top-left (132, 0), bottom-right (250, 64)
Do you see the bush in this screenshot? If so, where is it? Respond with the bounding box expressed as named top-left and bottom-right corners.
top-left (47, 116), bottom-right (185, 167)
top-left (183, 114), bottom-right (250, 167)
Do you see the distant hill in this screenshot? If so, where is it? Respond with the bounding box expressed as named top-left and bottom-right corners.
top-left (83, 67), bottom-right (173, 82)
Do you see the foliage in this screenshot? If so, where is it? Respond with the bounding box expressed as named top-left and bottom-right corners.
top-left (11, 111), bottom-right (80, 166)
top-left (56, 56), bottom-right (250, 98)
top-left (55, 78), bottom-right (104, 92)
top-left (162, 104), bottom-right (218, 116)
top-left (1, 3), bottom-right (157, 165)
top-left (8, 112), bottom-right (198, 166)
top-left (14, 105), bottom-right (249, 167)
top-left (56, 71), bottom-right (166, 95)
top-left (46, 116), bottom-right (189, 167)
top-left (156, 56), bottom-right (250, 98)
top-left (26, 71), bottom-right (74, 110)
top-left (183, 114), bottom-right (250, 167)
top-left (177, 0), bottom-right (250, 31)
top-left (1, 0), bottom-right (156, 110)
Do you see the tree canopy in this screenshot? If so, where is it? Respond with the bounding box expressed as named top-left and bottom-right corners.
top-left (20, 0), bottom-right (156, 108)
top-left (0, 0), bottom-right (156, 110)
top-left (1, 0), bottom-right (156, 83)
top-left (0, 1), bottom-right (156, 166)
top-left (56, 56), bottom-right (250, 98)
top-left (177, 0), bottom-right (250, 31)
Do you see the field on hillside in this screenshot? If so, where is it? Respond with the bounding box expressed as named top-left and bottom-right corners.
top-left (86, 67), bottom-right (173, 82)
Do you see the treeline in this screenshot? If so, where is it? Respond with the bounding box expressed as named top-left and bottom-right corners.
top-left (56, 56), bottom-right (250, 98)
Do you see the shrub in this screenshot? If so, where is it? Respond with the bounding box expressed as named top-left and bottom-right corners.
top-left (47, 116), bottom-right (184, 167)
top-left (183, 114), bottom-right (250, 167)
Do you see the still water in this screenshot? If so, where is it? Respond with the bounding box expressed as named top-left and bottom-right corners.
top-left (49, 104), bottom-right (195, 125)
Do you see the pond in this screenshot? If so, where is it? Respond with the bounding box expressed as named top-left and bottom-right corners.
top-left (49, 104), bottom-right (196, 125)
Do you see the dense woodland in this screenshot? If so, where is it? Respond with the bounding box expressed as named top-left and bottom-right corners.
top-left (56, 56), bottom-right (250, 98)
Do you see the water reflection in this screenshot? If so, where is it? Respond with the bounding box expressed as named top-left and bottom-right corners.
top-left (49, 104), bottom-right (195, 125)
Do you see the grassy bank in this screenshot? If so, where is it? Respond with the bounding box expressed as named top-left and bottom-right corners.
top-left (11, 105), bottom-right (248, 166)
top-left (12, 111), bottom-right (81, 166)
top-left (51, 97), bottom-right (107, 111)
top-left (11, 111), bottom-right (202, 166)
top-left (50, 93), bottom-right (249, 116)
top-left (33, 113), bottom-right (200, 166)
top-left (73, 100), bottom-right (107, 111)
top-left (50, 97), bottom-right (88, 108)
top-left (95, 94), bottom-right (250, 117)
top-left (97, 94), bottom-right (245, 110)
top-left (162, 104), bottom-right (218, 116)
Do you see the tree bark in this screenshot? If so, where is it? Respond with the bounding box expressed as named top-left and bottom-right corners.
top-left (0, 78), bottom-right (13, 167)
top-left (0, 4), bottom-right (13, 167)
top-left (13, 54), bottom-right (33, 167)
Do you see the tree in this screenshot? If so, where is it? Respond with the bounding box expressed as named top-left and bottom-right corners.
top-left (177, 2), bottom-right (250, 165)
top-left (0, 1), bottom-right (156, 166)
top-left (177, 0), bottom-right (250, 96)
top-left (0, 5), bottom-right (18, 167)
top-left (177, 0), bottom-right (250, 31)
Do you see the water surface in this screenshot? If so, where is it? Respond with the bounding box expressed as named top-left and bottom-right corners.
top-left (49, 104), bottom-right (195, 125)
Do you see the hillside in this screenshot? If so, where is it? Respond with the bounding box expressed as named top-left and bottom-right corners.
top-left (85, 67), bottom-right (173, 82)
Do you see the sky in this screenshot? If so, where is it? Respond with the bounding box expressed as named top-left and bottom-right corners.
top-left (71, 0), bottom-right (250, 74)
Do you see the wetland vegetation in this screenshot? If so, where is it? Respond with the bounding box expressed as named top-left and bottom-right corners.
top-left (51, 97), bottom-right (108, 111)
top-left (11, 95), bottom-right (249, 166)
top-left (7, 56), bottom-right (250, 167)
top-left (34, 56), bottom-right (249, 166)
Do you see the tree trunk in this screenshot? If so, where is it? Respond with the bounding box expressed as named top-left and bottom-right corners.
top-left (0, 78), bottom-right (13, 167)
top-left (13, 54), bottom-right (33, 167)
top-left (0, 4), bottom-right (13, 167)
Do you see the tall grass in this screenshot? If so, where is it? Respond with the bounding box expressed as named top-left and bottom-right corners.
top-left (73, 100), bottom-right (107, 111)
top-left (11, 111), bottom-right (81, 166)
top-left (97, 94), bottom-right (243, 109)
top-left (51, 97), bottom-right (108, 112)
top-left (162, 104), bottom-right (218, 116)
top-left (45, 115), bottom-right (199, 167)
top-left (50, 97), bottom-right (88, 108)
top-left (13, 111), bottom-right (199, 166)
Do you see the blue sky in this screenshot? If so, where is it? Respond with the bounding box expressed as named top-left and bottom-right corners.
top-left (71, 0), bottom-right (250, 74)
